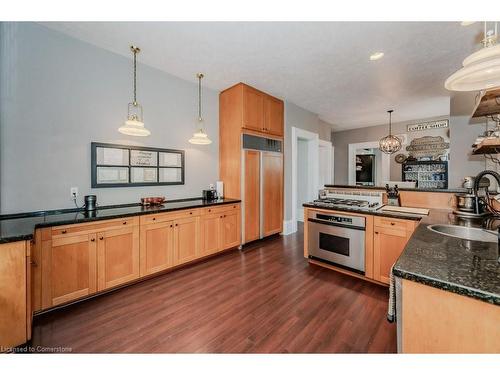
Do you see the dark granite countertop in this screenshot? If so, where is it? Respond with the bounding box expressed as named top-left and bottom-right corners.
top-left (393, 210), bottom-right (500, 306)
top-left (0, 198), bottom-right (241, 244)
top-left (324, 184), bottom-right (468, 194)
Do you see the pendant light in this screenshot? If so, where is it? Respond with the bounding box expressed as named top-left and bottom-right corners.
top-left (189, 73), bottom-right (212, 145)
top-left (445, 22), bottom-right (500, 91)
top-left (118, 46), bottom-right (151, 137)
top-left (379, 110), bottom-right (401, 154)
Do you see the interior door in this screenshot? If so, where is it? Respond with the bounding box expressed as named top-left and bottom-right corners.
top-left (174, 216), bottom-right (200, 265)
top-left (42, 233), bottom-right (97, 308)
top-left (245, 150), bottom-right (261, 243)
top-left (140, 221), bottom-right (174, 276)
top-left (262, 151), bottom-right (283, 237)
top-left (97, 226), bottom-right (140, 291)
top-left (242, 85), bottom-right (264, 131)
top-left (264, 95), bottom-right (284, 136)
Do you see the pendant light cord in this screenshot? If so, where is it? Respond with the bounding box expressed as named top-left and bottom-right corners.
top-left (198, 74), bottom-right (203, 121)
top-left (133, 49), bottom-right (137, 104)
top-left (388, 110), bottom-right (393, 135)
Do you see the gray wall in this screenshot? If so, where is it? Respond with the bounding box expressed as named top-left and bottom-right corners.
top-left (448, 91), bottom-right (488, 187)
top-left (0, 23), bottom-right (219, 214)
top-left (283, 101), bottom-right (334, 221)
top-left (332, 115), bottom-right (451, 185)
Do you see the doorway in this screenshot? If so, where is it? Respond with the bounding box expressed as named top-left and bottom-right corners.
top-left (291, 127), bottom-right (319, 232)
top-left (348, 141), bottom-right (390, 186)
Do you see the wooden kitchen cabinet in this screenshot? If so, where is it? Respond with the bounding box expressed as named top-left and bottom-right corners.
top-left (0, 241), bottom-right (29, 351)
top-left (221, 210), bottom-right (241, 249)
top-left (173, 216), bottom-right (200, 265)
top-left (244, 150), bottom-right (261, 243)
top-left (140, 220), bottom-right (174, 277)
top-left (373, 218), bottom-right (416, 284)
top-left (264, 94), bottom-right (284, 136)
top-left (201, 213), bottom-right (222, 256)
top-left (262, 151), bottom-right (283, 236)
top-left (222, 82), bottom-right (284, 137)
top-left (41, 233), bottom-right (97, 309)
top-left (243, 85), bottom-right (265, 132)
top-left (97, 225), bottom-right (140, 291)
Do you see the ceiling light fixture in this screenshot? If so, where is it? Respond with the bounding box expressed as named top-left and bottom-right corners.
top-left (370, 52), bottom-right (384, 61)
top-left (379, 110), bottom-right (401, 155)
top-left (118, 45), bottom-right (151, 137)
top-left (460, 21), bottom-right (477, 27)
top-left (445, 22), bottom-right (500, 91)
top-left (189, 73), bottom-right (212, 145)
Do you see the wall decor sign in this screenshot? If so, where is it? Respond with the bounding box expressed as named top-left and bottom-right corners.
top-left (91, 142), bottom-right (185, 188)
top-left (405, 136), bottom-right (450, 159)
top-left (407, 119), bottom-right (449, 132)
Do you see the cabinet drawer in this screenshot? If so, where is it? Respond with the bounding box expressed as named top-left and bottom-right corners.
top-left (52, 217), bottom-right (139, 238)
top-left (374, 216), bottom-right (414, 231)
top-left (140, 209), bottom-right (200, 225)
top-left (201, 204), bottom-right (240, 216)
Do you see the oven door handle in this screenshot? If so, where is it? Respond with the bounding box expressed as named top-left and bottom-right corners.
top-left (307, 218), bottom-right (365, 231)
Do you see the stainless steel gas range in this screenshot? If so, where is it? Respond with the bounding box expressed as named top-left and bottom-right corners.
top-left (306, 189), bottom-right (383, 274)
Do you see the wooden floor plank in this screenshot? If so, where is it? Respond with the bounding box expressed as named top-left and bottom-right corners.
top-left (29, 224), bottom-right (396, 353)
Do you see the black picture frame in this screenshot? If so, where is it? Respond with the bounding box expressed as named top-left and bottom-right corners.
top-left (91, 142), bottom-right (185, 188)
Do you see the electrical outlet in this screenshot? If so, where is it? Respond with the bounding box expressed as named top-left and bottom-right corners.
top-left (70, 187), bottom-right (78, 199)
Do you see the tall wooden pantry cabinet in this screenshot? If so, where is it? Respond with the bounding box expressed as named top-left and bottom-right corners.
top-left (219, 83), bottom-right (284, 244)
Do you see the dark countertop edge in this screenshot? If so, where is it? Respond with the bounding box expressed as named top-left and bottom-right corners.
top-left (324, 184), bottom-right (467, 194)
top-left (302, 203), bottom-right (423, 221)
top-left (392, 268), bottom-right (500, 306)
top-left (0, 198), bottom-right (241, 244)
top-left (0, 233), bottom-right (34, 244)
top-left (0, 197), bottom-right (216, 220)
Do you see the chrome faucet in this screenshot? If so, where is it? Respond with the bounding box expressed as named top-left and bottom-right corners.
top-left (473, 170), bottom-right (500, 215)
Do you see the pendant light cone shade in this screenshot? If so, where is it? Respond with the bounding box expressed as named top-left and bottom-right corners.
top-left (445, 23), bottom-right (500, 91)
top-left (379, 110), bottom-right (401, 155)
top-left (119, 46), bottom-right (151, 136)
top-left (189, 73), bottom-right (212, 145)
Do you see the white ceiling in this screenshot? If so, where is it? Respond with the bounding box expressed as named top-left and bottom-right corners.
top-left (41, 22), bottom-right (483, 131)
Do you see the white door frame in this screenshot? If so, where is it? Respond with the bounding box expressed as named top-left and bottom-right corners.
top-left (318, 139), bottom-right (333, 186)
top-left (348, 141), bottom-right (390, 185)
top-left (291, 126), bottom-right (319, 234)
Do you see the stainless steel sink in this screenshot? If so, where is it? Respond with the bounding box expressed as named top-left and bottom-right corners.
top-left (427, 224), bottom-right (498, 243)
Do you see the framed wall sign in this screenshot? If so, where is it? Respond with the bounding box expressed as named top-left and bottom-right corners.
top-left (91, 142), bottom-right (185, 188)
top-left (407, 119), bottom-right (449, 132)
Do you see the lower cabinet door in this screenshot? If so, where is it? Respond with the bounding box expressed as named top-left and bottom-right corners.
top-left (174, 216), bottom-right (200, 265)
top-left (200, 213), bottom-right (222, 256)
top-left (97, 226), bottom-right (140, 291)
top-left (0, 241), bottom-right (28, 350)
top-left (140, 221), bottom-right (175, 276)
top-left (42, 233), bottom-right (97, 309)
top-left (221, 210), bottom-right (241, 250)
top-left (373, 226), bottom-right (410, 284)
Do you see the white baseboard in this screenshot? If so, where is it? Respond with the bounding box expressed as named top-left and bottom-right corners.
top-left (282, 220), bottom-right (297, 235)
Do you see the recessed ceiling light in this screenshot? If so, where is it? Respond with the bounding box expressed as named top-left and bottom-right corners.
top-left (460, 21), bottom-right (476, 26)
top-left (369, 52), bottom-right (384, 61)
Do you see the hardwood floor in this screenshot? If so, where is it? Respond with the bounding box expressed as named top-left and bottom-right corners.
top-left (30, 224), bottom-right (396, 353)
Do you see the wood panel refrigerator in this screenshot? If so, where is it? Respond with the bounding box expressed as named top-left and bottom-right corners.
top-left (241, 134), bottom-right (283, 244)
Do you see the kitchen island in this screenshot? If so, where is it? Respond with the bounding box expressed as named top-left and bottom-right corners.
top-left (303, 198), bottom-right (500, 353)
